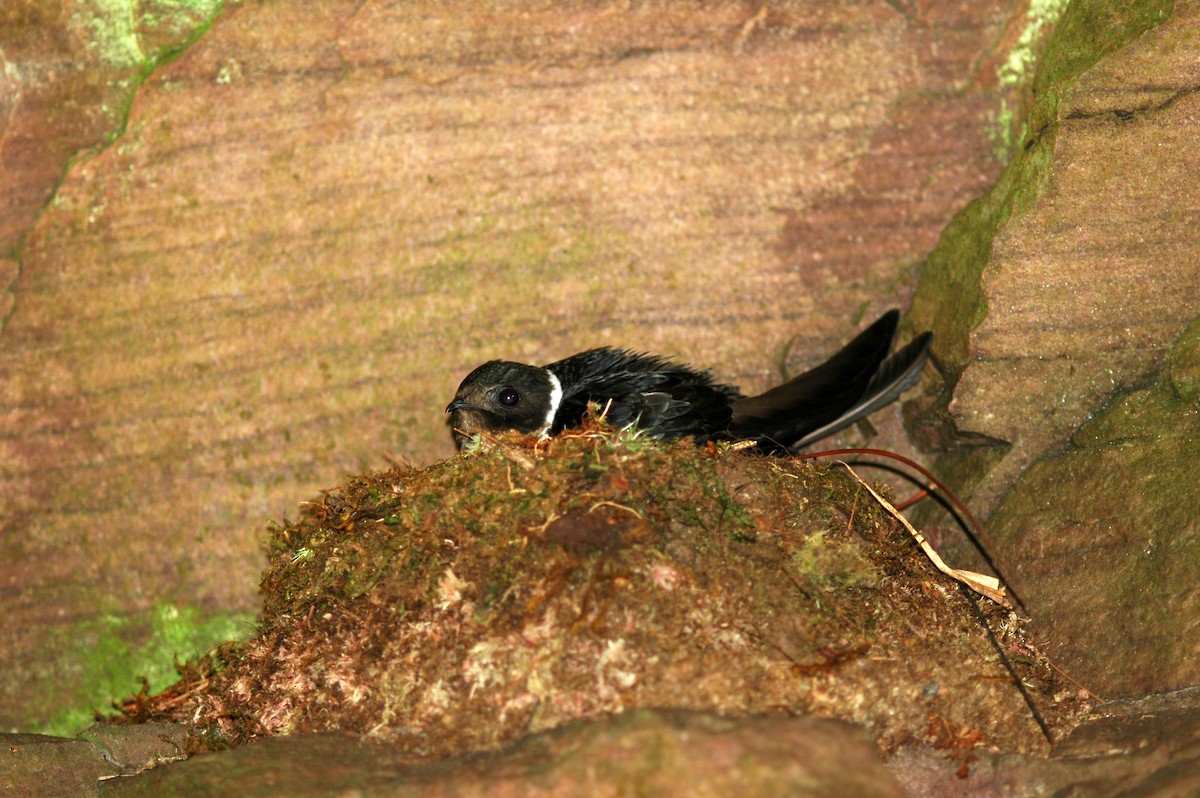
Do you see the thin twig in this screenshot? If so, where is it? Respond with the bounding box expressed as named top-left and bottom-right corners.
top-left (960, 586), bottom-right (1055, 746)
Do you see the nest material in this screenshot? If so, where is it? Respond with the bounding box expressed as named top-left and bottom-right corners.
top-left (125, 424), bottom-right (1079, 758)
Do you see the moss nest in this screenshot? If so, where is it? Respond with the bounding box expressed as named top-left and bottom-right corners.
top-left (129, 422), bottom-right (1083, 757)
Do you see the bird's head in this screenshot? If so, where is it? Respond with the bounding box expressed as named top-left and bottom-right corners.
top-left (445, 360), bottom-right (558, 448)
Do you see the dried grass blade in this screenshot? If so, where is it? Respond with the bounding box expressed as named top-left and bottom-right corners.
top-left (841, 463), bottom-right (1011, 608)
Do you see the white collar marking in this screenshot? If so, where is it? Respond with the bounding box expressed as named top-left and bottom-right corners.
top-left (540, 370), bottom-right (563, 438)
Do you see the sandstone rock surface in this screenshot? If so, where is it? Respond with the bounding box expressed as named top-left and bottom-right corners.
top-left (1, 0), bottom-right (1021, 731)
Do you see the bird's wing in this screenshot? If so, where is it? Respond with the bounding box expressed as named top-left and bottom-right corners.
top-left (547, 348), bottom-right (739, 439)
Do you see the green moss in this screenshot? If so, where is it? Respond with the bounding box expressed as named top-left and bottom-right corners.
top-left (789, 531), bottom-right (877, 590)
top-left (1072, 382), bottom-right (1190, 448)
top-left (1166, 316), bottom-right (1200, 402)
top-left (37, 602), bottom-right (253, 737)
top-left (988, 320), bottom-right (1200, 691)
top-left (112, 422), bottom-right (1076, 755)
top-left (1031, 0), bottom-right (1174, 134)
top-left (910, 0), bottom-right (1176, 389)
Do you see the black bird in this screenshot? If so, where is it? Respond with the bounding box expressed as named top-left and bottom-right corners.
top-left (445, 310), bottom-right (932, 453)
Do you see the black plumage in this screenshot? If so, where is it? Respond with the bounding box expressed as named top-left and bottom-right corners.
top-left (445, 310), bottom-right (933, 453)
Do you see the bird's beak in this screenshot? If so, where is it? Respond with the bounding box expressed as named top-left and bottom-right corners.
top-left (445, 398), bottom-right (470, 414)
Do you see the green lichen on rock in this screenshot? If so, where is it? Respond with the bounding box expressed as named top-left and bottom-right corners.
top-left (45, 0), bottom-right (227, 160)
top-left (74, 0), bottom-right (225, 70)
top-left (76, 0), bottom-right (146, 69)
top-left (122, 423), bottom-right (1082, 758)
top-left (991, 0), bottom-right (1071, 160)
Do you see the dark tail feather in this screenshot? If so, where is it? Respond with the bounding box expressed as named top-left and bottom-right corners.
top-left (728, 310), bottom-right (932, 451)
top-left (785, 329), bottom-right (932, 451)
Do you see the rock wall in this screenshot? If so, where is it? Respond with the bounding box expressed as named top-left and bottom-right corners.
top-left (908, 0), bottom-right (1197, 695)
top-left (0, 0), bottom-right (1023, 730)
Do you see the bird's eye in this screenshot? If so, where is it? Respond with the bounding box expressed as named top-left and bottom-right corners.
top-left (497, 387), bottom-right (520, 407)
